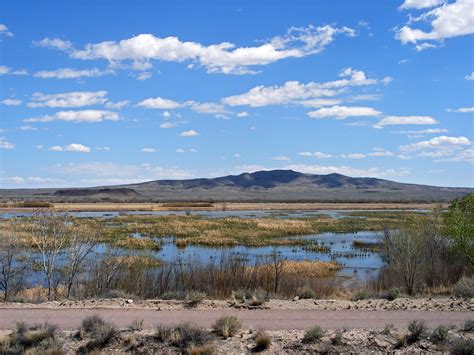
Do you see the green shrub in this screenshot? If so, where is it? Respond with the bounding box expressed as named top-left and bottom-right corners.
top-left (380, 288), bottom-right (400, 301)
top-left (186, 291), bottom-right (206, 307)
top-left (302, 325), bottom-right (326, 343)
top-left (156, 322), bottom-right (214, 349)
top-left (450, 338), bottom-right (474, 355)
top-left (407, 320), bottom-right (427, 343)
top-left (352, 290), bottom-right (370, 301)
top-left (431, 325), bottom-right (449, 343)
top-left (160, 291), bottom-right (185, 300)
top-left (253, 331), bottom-right (271, 352)
top-left (462, 319), bottom-right (474, 332)
top-left (297, 285), bottom-right (316, 299)
top-left (212, 315), bottom-right (242, 339)
top-left (454, 276), bottom-right (474, 298)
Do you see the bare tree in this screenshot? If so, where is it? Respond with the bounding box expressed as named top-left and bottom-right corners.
top-left (0, 219), bottom-right (26, 301)
top-left (28, 211), bottom-right (69, 301)
top-left (64, 220), bottom-right (101, 299)
top-left (270, 250), bottom-right (285, 294)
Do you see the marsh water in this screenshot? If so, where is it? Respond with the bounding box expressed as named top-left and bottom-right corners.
top-left (3, 209), bottom-right (390, 286)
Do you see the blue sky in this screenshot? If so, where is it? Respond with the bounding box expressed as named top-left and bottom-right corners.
top-left (0, 0), bottom-right (473, 188)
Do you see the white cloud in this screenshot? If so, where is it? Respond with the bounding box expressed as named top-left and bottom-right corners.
top-left (186, 101), bottom-right (228, 115)
top-left (34, 37), bottom-right (72, 51)
top-left (162, 111), bottom-right (171, 118)
top-left (18, 125), bottom-right (38, 131)
top-left (341, 153), bottom-right (366, 159)
top-left (222, 68), bottom-right (390, 107)
top-left (447, 107), bottom-right (474, 113)
top-left (0, 24), bottom-right (13, 37)
top-left (176, 148), bottom-right (185, 153)
top-left (105, 100), bottom-right (130, 109)
top-left (300, 98), bottom-right (343, 107)
top-left (137, 97), bottom-right (181, 109)
top-left (374, 115), bottom-right (438, 128)
top-left (465, 72), bottom-right (474, 80)
top-left (237, 111), bottom-right (248, 117)
top-left (49, 143), bottom-right (91, 153)
top-left (299, 151), bottom-right (332, 158)
top-left (34, 67), bottom-right (113, 79)
top-left (141, 147), bottom-right (156, 153)
top-left (272, 155), bottom-right (290, 161)
top-left (70, 25), bottom-right (355, 74)
top-left (396, 128), bottom-right (448, 135)
top-left (180, 130), bottom-right (199, 137)
top-left (308, 105), bottom-right (382, 119)
top-left (287, 164), bottom-right (411, 178)
top-left (396, 0), bottom-right (474, 48)
top-left (1, 99), bottom-right (21, 106)
top-left (400, 0), bottom-right (446, 10)
top-left (0, 137), bottom-right (14, 149)
top-left (24, 110), bottom-right (119, 123)
top-left (0, 176), bottom-right (64, 188)
top-left (160, 122), bottom-right (177, 128)
top-left (0, 66), bottom-right (27, 76)
top-left (399, 135), bottom-right (472, 162)
top-left (28, 91), bottom-right (108, 108)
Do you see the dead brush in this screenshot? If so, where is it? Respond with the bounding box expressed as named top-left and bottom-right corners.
top-left (212, 315), bottom-right (242, 338)
top-left (77, 315), bottom-right (117, 353)
top-left (0, 321), bottom-right (62, 354)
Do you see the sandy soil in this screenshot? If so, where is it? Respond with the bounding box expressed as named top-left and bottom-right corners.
top-left (1, 297), bottom-right (471, 312)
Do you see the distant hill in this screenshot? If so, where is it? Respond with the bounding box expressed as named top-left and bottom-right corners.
top-left (0, 170), bottom-right (472, 203)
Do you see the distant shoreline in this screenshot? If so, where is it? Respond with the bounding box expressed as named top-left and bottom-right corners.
top-left (0, 201), bottom-right (447, 212)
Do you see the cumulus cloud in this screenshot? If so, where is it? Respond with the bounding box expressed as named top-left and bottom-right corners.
top-left (28, 91), bottom-right (108, 108)
top-left (447, 107), bottom-right (474, 113)
top-left (299, 151), bottom-right (332, 158)
top-left (399, 0), bottom-right (446, 9)
top-left (105, 100), bottom-right (130, 109)
top-left (222, 68), bottom-right (390, 107)
top-left (308, 106), bottom-right (382, 119)
top-left (396, 128), bottom-right (448, 135)
top-left (399, 135), bottom-right (473, 162)
top-left (18, 125), bottom-right (38, 131)
top-left (1, 99), bottom-right (22, 106)
top-left (287, 164), bottom-right (411, 178)
top-left (24, 110), bottom-right (119, 123)
top-left (272, 155), bottom-right (290, 161)
top-left (69, 25), bottom-right (356, 74)
top-left (341, 149), bottom-right (394, 159)
top-left (141, 147), bottom-right (156, 153)
top-left (137, 97), bottom-right (181, 109)
top-left (466, 72), bottom-right (474, 80)
top-left (0, 137), bottom-right (14, 149)
top-left (237, 111), bottom-right (248, 117)
top-left (396, 0), bottom-right (474, 48)
top-left (49, 143), bottom-right (91, 153)
top-left (0, 66), bottom-right (28, 76)
top-left (160, 122), bottom-right (177, 128)
top-left (374, 115), bottom-right (438, 128)
top-left (34, 37), bottom-right (72, 51)
top-left (34, 67), bottom-right (114, 79)
top-left (0, 24), bottom-right (13, 37)
top-left (180, 129), bottom-right (199, 137)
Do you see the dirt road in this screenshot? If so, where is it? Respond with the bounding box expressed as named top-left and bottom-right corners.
top-left (0, 309), bottom-right (470, 330)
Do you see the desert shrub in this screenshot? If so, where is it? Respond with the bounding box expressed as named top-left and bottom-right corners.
top-left (383, 323), bottom-right (395, 335)
top-left (156, 322), bottom-right (214, 349)
top-left (253, 331), bottom-right (271, 352)
top-left (407, 320), bottom-right (427, 343)
top-left (1, 322), bottom-right (62, 354)
top-left (186, 291), bottom-right (206, 307)
top-left (302, 325), bottom-right (326, 343)
top-left (431, 325), bottom-right (449, 343)
top-left (187, 343), bottom-right (215, 355)
top-left (380, 288), bottom-right (400, 301)
top-left (454, 276), bottom-right (474, 298)
top-left (352, 290), bottom-right (370, 301)
top-left (249, 289), bottom-right (267, 306)
top-left (78, 315), bottom-right (117, 352)
top-left (331, 329), bottom-right (344, 345)
top-left (233, 289), bottom-right (251, 301)
top-left (450, 338), bottom-right (474, 355)
top-left (160, 291), bottom-right (185, 300)
top-left (462, 319), bottom-right (474, 332)
top-left (129, 318), bottom-right (144, 331)
top-left (212, 315), bottom-right (242, 338)
top-left (297, 285), bottom-right (316, 299)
